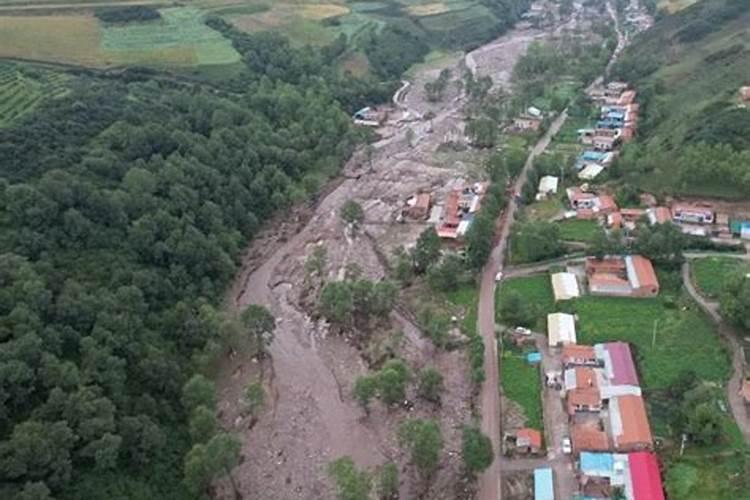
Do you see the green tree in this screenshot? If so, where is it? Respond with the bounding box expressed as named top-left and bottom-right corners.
top-left (398, 419), bottom-right (443, 479)
top-left (243, 382), bottom-right (265, 418)
top-left (417, 368), bottom-right (444, 403)
top-left (340, 200), bottom-right (365, 232)
top-left (720, 274), bottom-right (750, 330)
top-left (633, 222), bottom-right (686, 264)
top-left (391, 246), bottom-right (414, 283)
top-left (466, 116), bottom-right (498, 148)
top-left (461, 425), bottom-right (493, 475)
top-left (377, 462), bottom-right (399, 499)
top-left (305, 245), bottom-right (328, 280)
top-left (182, 374), bottom-right (216, 412)
top-left (353, 375), bottom-right (377, 414)
top-left (377, 359), bottom-right (409, 406)
top-left (183, 432), bottom-right (242, 499)
top-left (427, 253), bottom-right (464, 292)
top-left (465, 214), bottom-right (495, 269)
top-left (685, 402), bottom-right (722, 446)
top-left (189, 406), bottom-right (217, 443)
top-left (499, 289), bottom-right (534, 327)
top-left (17, 482), bottom-right (52, 500)
top-left (328, 456), bottom-right (372, 500)
top-left (240, 304), bottom-right (276, 362)
top-left (320, 281), bottom-right (354, 326)
top-left (511, 222), bottom-right (564, 263)
top-left (412, 227), bottom-right (441, 274)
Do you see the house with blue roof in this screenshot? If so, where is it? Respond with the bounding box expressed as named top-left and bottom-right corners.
top-left (534, 467), bottom-right (555, 500)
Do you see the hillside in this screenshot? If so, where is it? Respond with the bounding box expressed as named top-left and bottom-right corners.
top-left (610, 0), bottom-right (750, 198)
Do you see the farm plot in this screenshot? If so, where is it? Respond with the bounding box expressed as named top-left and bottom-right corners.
top-left (0, 14), bottom-right (103, 66)
top-left (101, 7), bottom-right (240, 65)
top-left (557, 218), bottom-right (601, 243)
top-left (496, 275), bottom-right (555, 331)
top-left (573, 296), bottom-right (730, 390)
top-left (691, 256), bottom-right (745, 299)
top-left (0, 64), bottom-right (69, 126)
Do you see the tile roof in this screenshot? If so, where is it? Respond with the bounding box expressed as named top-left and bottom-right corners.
top-left (611, 395), bottom-right (653, 450)
top-left (567, 387), bottom-right (601, 414)
top-left (517, 428), bottom-right (543, 449)
top-left (572, 423), bottom-right (610, 452)
top-left (562, 344), bottom-right (596, 364)
top-left (628, 255), bottom-right (659, 291)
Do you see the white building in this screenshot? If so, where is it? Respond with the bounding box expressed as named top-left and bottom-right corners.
top-left (551, 272), bottom-right (580, 301)
top-left (547, 313), bottom-right (577, 347)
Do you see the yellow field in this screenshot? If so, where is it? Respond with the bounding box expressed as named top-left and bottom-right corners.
top-left (407, 2), bottom-right (450, 16)
top-left (657, 0), bottom-right (698, 13)
top-left (300, 3), bottom-right (348, 20)
top-left (0, 15), bottom-right (103, 65)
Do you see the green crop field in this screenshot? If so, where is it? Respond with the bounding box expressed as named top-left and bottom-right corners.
top-left (0, 63), bottom-right (69, 127)
top-left (496, 275), bottom-right (555, 331)
top-left (574, 296), bottom-right (730, 390)
top-left (557, 218), bottom-right (601, 243)
top-left (500, 350), bottom-right (543, 429)
top-left (101, 7), bottom-right (240, 65)
top-left (691, 256), bottom-right (746, 299)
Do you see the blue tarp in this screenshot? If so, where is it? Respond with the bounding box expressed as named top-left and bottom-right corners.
top-left (580, 452), bottom-right (614, 477)
top-left (534, 468), bottom-right (554, 500)
top-left (581, 150), bottom-right (605, 161)
top-left (606, 111), bottom-right (625, 120)
top-left (527, 352), bottom-right (542, 364)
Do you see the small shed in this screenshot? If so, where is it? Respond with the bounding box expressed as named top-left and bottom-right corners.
top-left (547, 313), bottom-right (577, 347)
top-left (551, 272), bottom-right (581, 301)
top-left (516, 428), bottom-right (543, 454)
top-left (534, 467), bottom-right (555, 500)
top-left (538, 175), bottom-right (559, 196)
top-left (578, 164), bottom-right (604, 180)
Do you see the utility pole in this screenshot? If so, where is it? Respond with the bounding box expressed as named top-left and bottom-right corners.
top-left (651, 319), bottom-right (658, 348)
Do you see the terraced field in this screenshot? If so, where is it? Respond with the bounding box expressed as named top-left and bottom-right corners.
top-left (0, 63), bottom-right (69, 126)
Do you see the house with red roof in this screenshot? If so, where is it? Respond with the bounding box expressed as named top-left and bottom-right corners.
top-left (586, 255), bottom-right (659, 298)
top-left (609, 395), bottom-right (653, 452)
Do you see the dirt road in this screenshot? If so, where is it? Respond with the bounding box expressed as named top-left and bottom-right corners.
top-left (476, 110), bottom-right (569, 500)
top-left (682, 260), bottom-right (750, 442)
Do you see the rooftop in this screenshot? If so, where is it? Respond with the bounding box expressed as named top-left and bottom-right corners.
top-left (600, 341), bottom-right (640, 386)
top-left (547, 313), bottom-right (577, 347)
top-left (629, 452), bottom-right (665, 500)
top-left (551, 272), bottom-right (580, 301)
top-left (610, 395), bottom-right (653, 450)
top-left (626, 255), bottom-right (659, 291)
top-left (562, 344), bottom-right (597, 363)
top-left (517, 428), bottom-right (543, 449)
top-left (534, 468), bottom-right (554, 500)
top-left (572, 423), bottom-right (610, 452)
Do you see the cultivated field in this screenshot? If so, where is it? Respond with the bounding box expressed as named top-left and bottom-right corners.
top-left (0, 63), bottom-right (69, 126)
top-left (691, 256), bottom-right (745, 299)
top-left (575, 296), bottom-right (730, 389)
top-left (496, 275), bottom-right (555, 331)
top-left (557, 218), bottom-right (601, 242)
top-left (0, 6), bottom-right (239, 67)
top-left (500, 348), bottom-right (544, 429)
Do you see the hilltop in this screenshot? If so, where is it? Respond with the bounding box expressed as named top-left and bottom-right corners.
top-left (610, 0), bottom-right (750, 198)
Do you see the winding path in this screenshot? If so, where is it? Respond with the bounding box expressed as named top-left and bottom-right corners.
top-left (682, 258), bottom-right (750, 441)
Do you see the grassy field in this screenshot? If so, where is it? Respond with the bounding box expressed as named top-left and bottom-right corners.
top-left (101, 7), bottom-right (240, 65)
top-left (500, 350), bottom-right (543, 429)
top-left (525, 197), bottom-right (564, 222)
top-left (0, 7), bottom-right (240, 67)
top-left (691, 257), bottom-right (745, 299)
top-left (657, 0), bottom-right (699, 13)
top-left (496, 275), bottom-right (555, 331)
top-left (664, 447), bottom-right (750, 499)
top-left (557, 218), bottom-right (601, 243)
top-left (0, 63), bottom-right (69, 126)
top-left (0, 14), bottom-right (104, 66)
top-left (574, 296), bottom-right (730, 390)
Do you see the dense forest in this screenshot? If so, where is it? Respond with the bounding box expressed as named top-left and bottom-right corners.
top-left (0, 25), bottom-right (396, 499)
top-left (0, 0), bottom-right (545, 495)
top-left (609, 0), bottom-right (750, 198)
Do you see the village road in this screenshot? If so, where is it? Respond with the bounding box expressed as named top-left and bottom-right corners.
top-left (476, 110), bottom-right (569, 500)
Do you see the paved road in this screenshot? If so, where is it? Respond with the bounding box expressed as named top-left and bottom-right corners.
top-left (682, 260), bottom-right (750, 442)
top-left (476, 110), bottom-right (569, 500)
